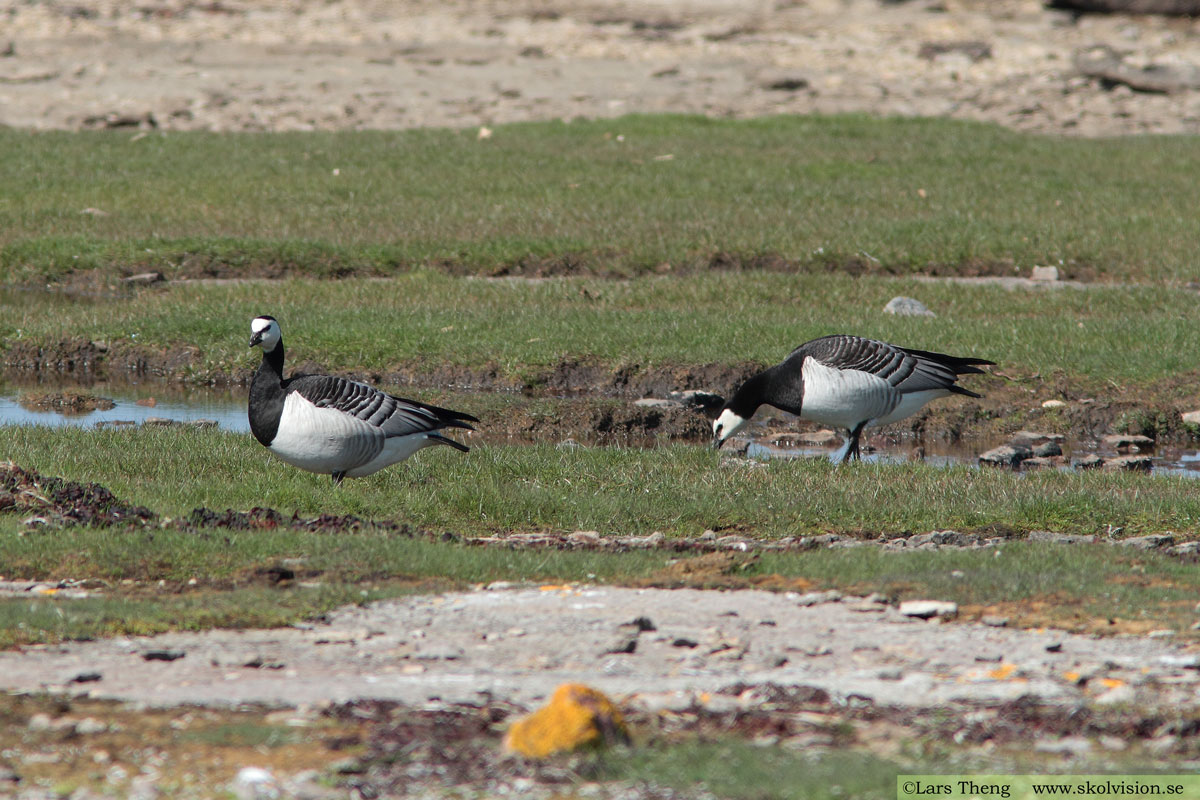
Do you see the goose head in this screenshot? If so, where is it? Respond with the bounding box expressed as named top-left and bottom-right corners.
top-left (249, 315), bottom-right (281, 352)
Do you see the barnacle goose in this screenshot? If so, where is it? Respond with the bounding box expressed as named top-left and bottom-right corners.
top-left (712, 334), bottom-right (993, 463)
top-left (248, 315), bottom-right (477, 483)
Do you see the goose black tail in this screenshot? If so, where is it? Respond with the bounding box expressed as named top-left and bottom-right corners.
top-left (901, 347), bottom-right (996, 376)
top-left (428, 433), bottom-right (471, 452)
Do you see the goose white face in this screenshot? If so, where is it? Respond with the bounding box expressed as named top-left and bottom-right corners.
top-left (249, 316), bottom-right (281, 351)
top-left (712, 408), bottom-right (749, 449)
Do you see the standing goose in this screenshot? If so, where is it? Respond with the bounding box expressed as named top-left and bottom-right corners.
top-left (248, 315), bottom-right (477, 483)
top-left (712, 334), bottom-right (993, 462)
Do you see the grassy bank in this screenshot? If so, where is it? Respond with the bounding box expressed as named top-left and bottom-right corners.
top-left (4, 272), bottom-right (1200, 394)
top-left (3, 115), bottom-right (1200, 283)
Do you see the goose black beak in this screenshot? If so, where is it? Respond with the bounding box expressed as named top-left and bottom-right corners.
top-left (249, 331), bottom-right (263, 348)
top-left (713, 437), bottom-right (724, 451)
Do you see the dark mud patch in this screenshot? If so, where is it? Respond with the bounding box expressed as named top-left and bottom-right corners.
top-left (0, 462), bottom-right (155, 528)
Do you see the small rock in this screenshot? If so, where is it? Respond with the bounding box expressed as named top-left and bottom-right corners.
top-left (1102, 433), bottom-right (1154, 451)
top-left (1094, 684), bottom-right (1137, 706)
top-left (671, 637), bottom-right (698, 648)
top-left (1012, 430), bottom-right (1066, 444)
top-left (74, 717), bottom-right (108, 735)
top-left (1032, 440), bottom-right (1063, 458)
top-left (1034, 737), bottom-right (1092, 756)
top-left (1027, 531), bottom-right (1096, 545)
top-left (1156, 654), bottom-right (1200, 669)
top-left (795, 590), bottom-right (842, 606)
top-left (668, 390), bottom-right (724, 412)
top-left (1022, 456), bottom-right (1065, 469)
top-left (187, 419), bottom-right (219, 429)
top-left (27, 713), bottom-right (55, 731)
top-left (142, 417), bottom-right (179, 427)
top-left (69, 671), bottom-right (103, 683)
top-left (1169, 541), bottom-right (1200, 557)
top-left (633, 398), bottom-right (676, 408)
top-left (504, 683), bottom-right (628, 758)
top-left (1182, 410), bottom-right (1200, 425)
top-left (1045, 641), bottom-right (1063, 653)
top-left (1073, 454), bottom-right (1105, 469)
top-left (1116, 534), bottom-right (1174, 550)
top-left (231, 766), bottom-right (280, 800)
top-left (981, 615), bottom-right (1010, 627)
top-left (876, 667), bottom-right (904, 680)
top-left (1041, 399), bottom-right (1068, 409)
top-left (883, 296), bottom-right (935, 317)
top-left (604, 632), bottom-right (639, 655)
top-left (899, 600), bottom-right (958, 619)
top-left (122, 271), bottom-right (164, 284)
top-left (979, 444), bottom-right (1032, 467)
top-left (1030, 265), bottom-right (1060, 281)
top-left (1102, 454), bottom-right (1152, 472)
top-left (568, 530), bottom-right (601, 547)
top-left (142, 649), bottom-right (185, 661)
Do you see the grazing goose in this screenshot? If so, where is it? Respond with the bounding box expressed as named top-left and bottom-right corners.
top-left (248, 315), bottom-right (477, 483)
top-left (712, 334), bottom-right (993, 462)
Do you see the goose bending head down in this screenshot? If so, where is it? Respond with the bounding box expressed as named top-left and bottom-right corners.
top-left (712, 334), bottom-right (994, 463)
top-left (248, 315), bottom-right (478, 483)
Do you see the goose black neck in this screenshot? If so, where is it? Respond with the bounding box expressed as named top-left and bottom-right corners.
top-left (249, 340), bottom-right (286, 447)
top-left (260, 340), bottom-right (285, 378)
top-left (726, 371), bottom-right (770, 418)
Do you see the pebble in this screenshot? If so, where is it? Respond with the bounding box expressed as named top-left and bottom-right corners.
top-left (981, 615), bottom-right (1010, 627)
top-left (1027, 531), bottom-right (1096, 545)
top-left (1030, 265), bottom-right (1060, 281)
top-left (978, 444), bottom-right (1032, 467)
top-left (1116, 534), bottom-right (1174, 550)
top-left (898, 600), bottom-right (958, 619)
top-left (1182, 410), bottom-right (1200, 425)
top-left (1102, 454), bottom-right (1153, 472)
top-left (883, 296), bottom-right (935, 317)
top-left (1041, 399), bottom-right (1068, 409)
top-left (1102, 433), bottom-right (1155, 450)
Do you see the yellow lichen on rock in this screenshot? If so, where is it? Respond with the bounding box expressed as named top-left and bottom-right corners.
top-left (504, 683), bottom-right (629, 759)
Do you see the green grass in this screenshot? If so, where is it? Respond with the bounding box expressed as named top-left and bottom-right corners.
top-left (4, 271), bottom-right (1200, 392)
top-left (6, 425), bottom-right (1200, 537)
top-left (590, 740), bottom-right (900, 800)
top-left (3, 115), bottom-right (1200, 283)
top-left (2, 425), bottom-right (1199, 643)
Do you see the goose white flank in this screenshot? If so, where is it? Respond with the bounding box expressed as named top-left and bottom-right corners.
top-left (712, 334), bottom-right (993, 463)
top-left (248, 315), bottom-right (477, 483)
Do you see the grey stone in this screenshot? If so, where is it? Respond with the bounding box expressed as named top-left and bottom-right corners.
top-left (1075, 43), bottom-right (1200, 93)
top-left (1116, 534), bottom-right (1174, 549)
top-left (1012, 430), bottom-right (1066, 444)
top-left (1032, 440), bottom-right (1063, 457)
top-left (122, 271), bottom-right (164, 284)
top-left (1182, 410), bottom-right (1200, 425)
top-left (898, 600), bottom-right (958, 619)
top-left (981, 615), bottom-right (1010, 627)
top-left (1073, 454), bottom-right (1105, 469)
top-left (979, 444), bottom-right (1032, 466)
top-left (795, 590), bottom-right (842, 606)
top-left (1027, 531), bottom-right (1096, 545)
top-left (1034, 736), bottom-right (1092, 756)
top-left (74, 717), bottom-right (108, 735)
top-left (1030, 265), bottom-right (1060, 281)
top-left (1022, 456), bottom-right (1064, 469)
top-left (1103, 454), bottom-right (1153, 472)
top-left (142, 417), bottom-right (179, 427)
top-left (883, 296), bottom-right (935, 317)
top-left (1169, 541), bottom-right (1200, 557)
top-left (633, 397), bottom-right (676, 408)
top-left (1102, 433), bottom-right (1154, 450)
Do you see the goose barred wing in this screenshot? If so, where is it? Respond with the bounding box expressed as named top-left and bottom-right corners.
top-left (288, 375), bottom-right (477, 437)
top-left (792, 335), bottom-right (991, 395)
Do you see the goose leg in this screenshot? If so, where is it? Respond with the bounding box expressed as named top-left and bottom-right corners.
top-left (331, 471), bottom-right (346, 485)
top-left (844, 422), bottom-right (868, 463)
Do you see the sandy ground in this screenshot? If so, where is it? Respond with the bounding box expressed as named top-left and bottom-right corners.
top-left (2, 585), bottom-right (1198, 714)
top-left (2, 0), bottom-right (1200, 136)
